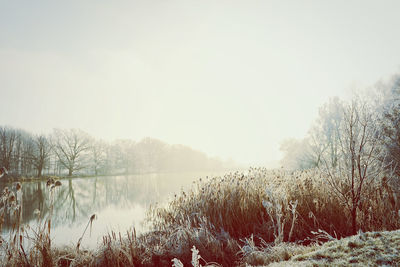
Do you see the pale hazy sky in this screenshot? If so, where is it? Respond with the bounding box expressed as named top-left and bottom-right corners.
top-left (1, 1), bottom-right (400, 166)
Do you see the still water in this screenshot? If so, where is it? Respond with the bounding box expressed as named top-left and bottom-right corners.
top-left (0, 172), bottom-right (217, 249)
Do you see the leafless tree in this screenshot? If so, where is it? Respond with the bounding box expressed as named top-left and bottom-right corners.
top-left (309, 97), bottom-right (344, 168)
top-left (30, 134), bottom-right (53, 177)
top-left (319, 99), bottom-right (388, 234)
top-left (0, 125), bottom-right (227, 176)
top-left (89, 140), bottom-right (107, 176)
top-left (0, 126), bottom-right (17, 171)
top-left (378, 75), bottom-right (400, 177)
top-left (111, 139), bottom-right (136, 174)
top-left (135, 138), bottom-right (165, 173)
top-left (280, 98), bottom-right (344, 170)
top-left (280, 138), bottom-right (316, 170)
top-left (52, 129), bottom-right (91, 176)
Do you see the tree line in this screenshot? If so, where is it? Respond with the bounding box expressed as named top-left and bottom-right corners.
top-left (0, 128), bottom-right (230, 178)
top-left (280, 73), bottom-right (400, 234)
top-left (280, 73), bottom-right (400, 174)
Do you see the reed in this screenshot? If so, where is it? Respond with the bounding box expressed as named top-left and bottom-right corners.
top-left (0, 168), bottom-right (399, 266)
top-left (144, 167), bottom-right (400, 264)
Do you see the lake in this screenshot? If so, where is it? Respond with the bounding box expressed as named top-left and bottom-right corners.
top-left (0, 172), bottom-right (220, 249)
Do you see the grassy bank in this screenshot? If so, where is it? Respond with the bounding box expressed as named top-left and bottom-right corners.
top-left (267, 230), bottom-right (400, 266)
top-left (1, 168), bottom-right (399, 266)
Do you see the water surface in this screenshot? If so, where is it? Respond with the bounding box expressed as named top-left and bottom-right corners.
top-left (0, 172), bottom-right (218, 248)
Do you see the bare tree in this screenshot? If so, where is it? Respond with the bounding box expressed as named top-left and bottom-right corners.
top-left (0, 126), bottom-right (17, 171)
top-left (379, 75), bottom-right (400, 176)
top-left (112, 139), bottom-right (136, 174)
top-left (381, 104), bottom-right (400, 175)
top-left (21, 134), bottom-right (35, 175)
top-left (320, 99), bottom-right (388, 234)
top-left (89, 140), bottom-right (107, 176)
top-left (309, 97), bottom-right (343, 168)
top-left (280, 98), bottom-right (344, 170)
top-left (0, 127), bottom-right (39, 176)
top-left (53, 129), bottom-right (91, 176)
top-left (30, 135), bottom-right (52, 177)
top-left (12, 130), bottom-right (23, 174)
top-left (135, 138), bottom-right (165, 173)
top-left (280, 138), bottom-right (316, 170)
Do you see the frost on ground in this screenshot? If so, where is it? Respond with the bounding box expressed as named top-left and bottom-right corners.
top-left (263, 229), bottom-right (400, 267)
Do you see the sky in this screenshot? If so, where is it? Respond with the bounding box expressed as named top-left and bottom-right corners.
top-left (1, 0), bottom-right (400, 166)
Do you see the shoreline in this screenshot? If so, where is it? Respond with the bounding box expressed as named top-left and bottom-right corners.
top-left (1, 168), bottom-right (399, 266)
top-left (0, 168), bottom-right (241, 183)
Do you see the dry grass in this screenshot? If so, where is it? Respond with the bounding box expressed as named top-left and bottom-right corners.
top-left (265, 230), bottom-right (400, 266)
top-left (95, 222), bottom-right (237, 266)
top-left (0, 168), bottom-right (399, 266)
top-left (148, 168), bottom-right (400, 244)
top-left (237, 236), bottom-right (316, 266)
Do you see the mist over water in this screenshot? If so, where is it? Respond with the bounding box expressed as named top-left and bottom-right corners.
top-left (1, 172), bottom-right (222, 248)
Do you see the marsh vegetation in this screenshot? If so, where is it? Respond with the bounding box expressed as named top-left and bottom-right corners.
top-left (0, 166), bottom-right (399, 266)
top-left (1, 76), bottom-right (400, 266)
top-left (2, 0), bottom-right (400, 266)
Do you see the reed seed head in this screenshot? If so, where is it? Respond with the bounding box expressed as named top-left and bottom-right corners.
top-left (8, 192), bottom-right (15, 202)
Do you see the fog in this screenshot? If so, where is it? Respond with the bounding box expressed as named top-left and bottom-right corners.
top-left (1, 1), bottom-right (400, 166)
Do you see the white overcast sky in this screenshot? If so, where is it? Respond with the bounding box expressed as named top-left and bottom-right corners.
top-left (1, 0), bottom-right (400, 166)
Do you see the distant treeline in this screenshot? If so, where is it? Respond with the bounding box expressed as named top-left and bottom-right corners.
top-left (0, 127), bottom-right (235, 178)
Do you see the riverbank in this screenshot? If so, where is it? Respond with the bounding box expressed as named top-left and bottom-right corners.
top-left (0, 174), bottom-right (61, 183)
top-left (1, 168), bottom-right (399, 266)
top-left (0, 173), bottom-right (121, 182)
top-left (3, 226), bottom-right (399, 266)
top-left (0, 169), bottom-right (237, 183)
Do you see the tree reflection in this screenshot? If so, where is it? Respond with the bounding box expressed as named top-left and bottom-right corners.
top-left (1, 172), bottom-right (208, 233)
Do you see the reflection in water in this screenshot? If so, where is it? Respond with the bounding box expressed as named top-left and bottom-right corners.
top-left (0, 172), bottom-right (216, 248)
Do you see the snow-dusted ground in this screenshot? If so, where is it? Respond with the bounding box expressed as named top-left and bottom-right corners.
top-left (265, 230), bottom-right (400, 267)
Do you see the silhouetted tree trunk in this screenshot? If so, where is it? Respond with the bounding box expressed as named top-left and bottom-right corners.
top-left (31, 135), bottom-right (52, 177)
top-left (0, 127), bottom-right (16, 171)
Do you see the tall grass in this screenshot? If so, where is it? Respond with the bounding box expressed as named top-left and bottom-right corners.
top-left (0, 178), bottom-right (69, 266)
top-left (0, 168), bottom-right (399, 266)
top-left (144, 167), bottom-right (400, 264)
